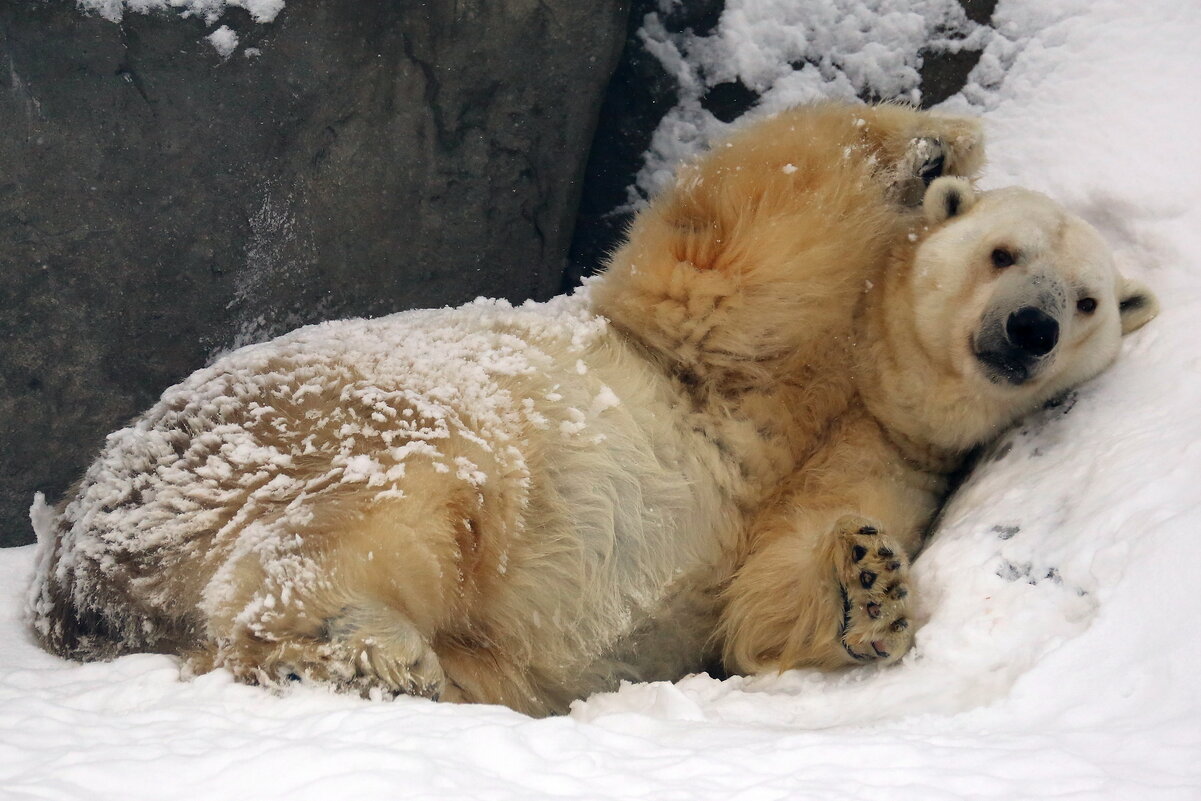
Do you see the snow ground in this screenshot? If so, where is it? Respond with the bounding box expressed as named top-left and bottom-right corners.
top-left (4, 1), bottom-right (1200, 799)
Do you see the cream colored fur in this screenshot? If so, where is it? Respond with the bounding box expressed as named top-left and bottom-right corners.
top-left (28, 103), bottom-right (1156, 715)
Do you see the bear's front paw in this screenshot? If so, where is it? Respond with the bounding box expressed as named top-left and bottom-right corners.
top-left (889, 114), bottom-right (983, 205)
top-left (919, 113), bottom-right (983, 174)
top-left (912, 136), bottom-right (946, 186)
top-left (888, 137), bottom-right (947, 206)
top-left (832, 515), bottom-right (913, 664)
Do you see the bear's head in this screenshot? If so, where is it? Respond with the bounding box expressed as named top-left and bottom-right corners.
top-left (906, 177), bottom-right (1158, 415)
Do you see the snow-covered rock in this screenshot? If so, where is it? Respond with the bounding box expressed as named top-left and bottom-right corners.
top-left (0, 0), bottom-right (627, 548)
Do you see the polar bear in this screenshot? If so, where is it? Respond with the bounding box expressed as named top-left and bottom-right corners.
top-left (28, 103), bottom-right (1157, 715)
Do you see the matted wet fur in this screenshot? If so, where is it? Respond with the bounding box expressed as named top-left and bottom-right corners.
top-left (28, 103), bottom-right (1157, 715)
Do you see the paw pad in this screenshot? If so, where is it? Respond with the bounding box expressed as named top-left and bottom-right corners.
top-left (832, 516), bottom-right (915, 666)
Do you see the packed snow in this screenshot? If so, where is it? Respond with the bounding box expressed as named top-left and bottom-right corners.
top-left (3, 0), bottom-right (1200, 799)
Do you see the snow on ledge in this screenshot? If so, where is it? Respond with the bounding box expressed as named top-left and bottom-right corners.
top-left (76, 0), bottom-right (285, 26)
top-left (205, 24), bottom-right (239, 58)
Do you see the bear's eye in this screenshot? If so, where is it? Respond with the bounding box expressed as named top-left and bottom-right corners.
top-left (1077, 297), bottom-right (1098, 314)
top-left (991, 248), bottom-right (1016, 268)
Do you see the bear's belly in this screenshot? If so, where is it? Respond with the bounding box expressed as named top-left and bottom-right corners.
top-left (486, 339), bottom-right (742, 706)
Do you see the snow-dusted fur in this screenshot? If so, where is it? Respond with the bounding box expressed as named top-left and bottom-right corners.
top-left (27, 103), bottom-right (1156, 715)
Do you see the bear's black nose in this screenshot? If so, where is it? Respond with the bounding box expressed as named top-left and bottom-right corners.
top-left (1006, 307), bottom-right (1059, 357)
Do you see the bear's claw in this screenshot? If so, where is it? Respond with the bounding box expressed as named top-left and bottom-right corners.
top-left (889, 137), bottom-right (949, 205)
top-left (833, 515), bottom-right (914, 665)
top-left (228, 603), bottom-right (449, 702)
top-left (323, 605), bottom-right (447, 700)
top-left (915, 137), bottom-right (946, 185)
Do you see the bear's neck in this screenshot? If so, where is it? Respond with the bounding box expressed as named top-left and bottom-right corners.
top-left (853, 243), bottom-right (1011, 472)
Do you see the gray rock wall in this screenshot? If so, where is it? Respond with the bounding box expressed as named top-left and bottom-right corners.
top-left (0, 0), bottom-right (628, 546)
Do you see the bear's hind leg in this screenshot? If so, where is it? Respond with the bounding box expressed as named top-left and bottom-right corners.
top-left (192, 494), bottom-right (468, 701)
top-left (206, 598), bottom-right (450, 701)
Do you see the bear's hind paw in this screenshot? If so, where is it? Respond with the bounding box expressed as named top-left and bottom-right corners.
top-left (320, 604), bottom-right (448, 700)
top-left (216, 601), bottom-right (449, 702)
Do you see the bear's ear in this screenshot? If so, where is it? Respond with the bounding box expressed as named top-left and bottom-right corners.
top-left (923, 176), bottom-right (976, 225)
top-left (1118, 277), bottom-right (1159, 335)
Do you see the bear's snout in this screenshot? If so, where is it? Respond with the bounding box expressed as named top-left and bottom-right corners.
top-left (973, 305), bottom-right (1061, 386)
top-left (1005, 307), bottom-right (1059, 358)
